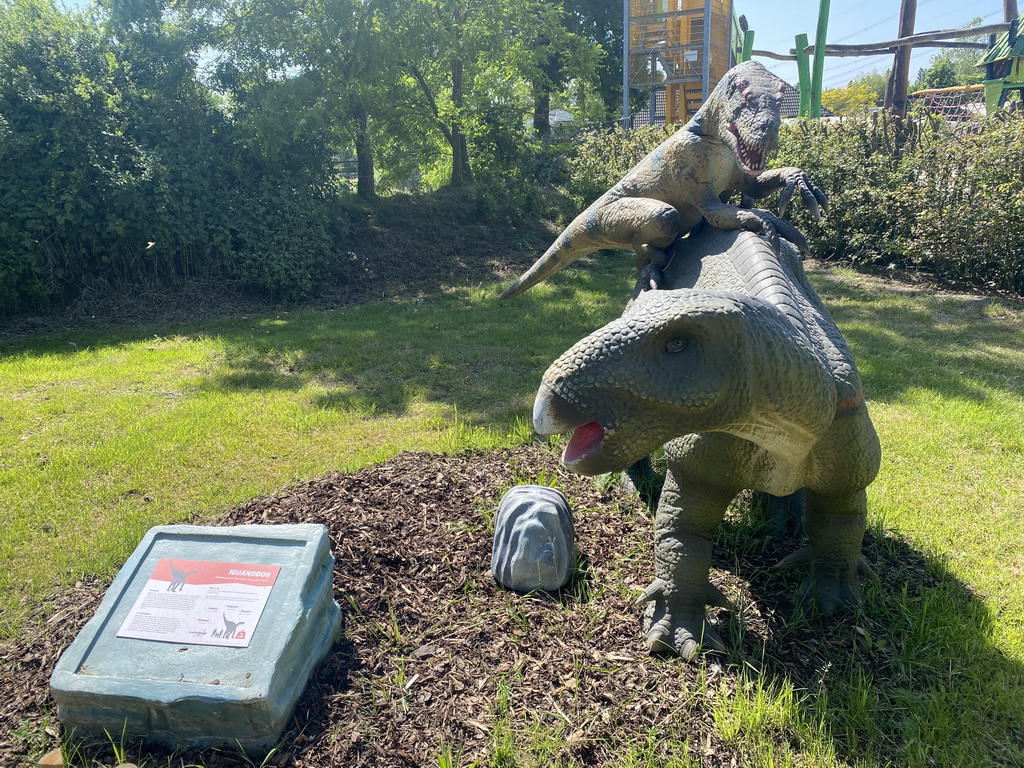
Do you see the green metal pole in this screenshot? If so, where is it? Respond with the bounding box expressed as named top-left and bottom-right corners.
top-left (741, 29), bottom-right (755, 62)
top-left (810, 0), bottom-right (830, 118)
top-left (794, 33), bottom-right (811, 117)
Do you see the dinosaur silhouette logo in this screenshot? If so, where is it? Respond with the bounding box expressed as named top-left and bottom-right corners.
top-left (167, 561), bottom-right (198, 592)
top-left (220, 613), bottom-right (245, 639)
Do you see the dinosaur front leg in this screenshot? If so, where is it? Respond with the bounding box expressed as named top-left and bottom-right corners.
top-left (744, 167), bottom-right (828, 221)
top-left (777, 488), bottom-right (873, 613)
top-left (641, 467), bottom-right (737, 660)
top-left (696, 185), bottom-right (810, 255)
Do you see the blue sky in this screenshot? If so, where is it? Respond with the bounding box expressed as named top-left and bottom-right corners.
top-left (742, 0), bottom-right (1008, 89)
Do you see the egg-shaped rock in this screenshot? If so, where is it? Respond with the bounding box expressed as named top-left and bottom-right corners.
top-left (491, 485), bottom-right (575, 592)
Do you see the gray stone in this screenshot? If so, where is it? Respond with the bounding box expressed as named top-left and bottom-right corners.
top-left (50, 523), bottom-right (341, 750)
top-left (491, 485), bottom-right (575, 592)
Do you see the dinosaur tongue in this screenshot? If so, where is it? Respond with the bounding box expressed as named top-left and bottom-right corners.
top-left (562, 421), bottom-right (604, 465)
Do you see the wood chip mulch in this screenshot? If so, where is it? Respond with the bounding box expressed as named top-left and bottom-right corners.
top-left (1, 444), bottom-right (931, 767)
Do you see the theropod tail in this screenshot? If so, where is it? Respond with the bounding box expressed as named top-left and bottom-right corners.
top-left (499, 206), bottom-right (605, 300)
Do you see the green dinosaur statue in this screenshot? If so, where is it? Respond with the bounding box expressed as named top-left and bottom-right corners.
top-left (530, 226), bottom-right (882, 659)
top-left (500, 60), bottom-right (827, 299)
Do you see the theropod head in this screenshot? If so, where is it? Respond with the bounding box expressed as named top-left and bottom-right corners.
top-left (689, 60), bottom-right (786, 175)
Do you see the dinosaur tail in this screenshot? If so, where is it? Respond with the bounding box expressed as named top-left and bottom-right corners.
top-left (499, 207), bottom-right (604, 300)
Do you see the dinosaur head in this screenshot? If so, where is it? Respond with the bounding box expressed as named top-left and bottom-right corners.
top-left (532, 290), bottom-right (757, 475)
top-left (690, 60), bottom-right (786, 175)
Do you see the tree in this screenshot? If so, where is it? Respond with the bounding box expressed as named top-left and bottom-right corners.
top-left (911, 18), bottom-right (986, 92)
top-left (213, 0), bottom-right (388, 197)
top-left (525, 0), bottom-right (611, 135)
top-left (848, 69), bottom-right (890, 106)
top-left (822, 81), bottom-right (878, 116)
top-left (380, 0), bottom-right (590, 187)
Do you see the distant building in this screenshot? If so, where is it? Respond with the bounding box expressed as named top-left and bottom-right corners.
top-left (628, 76), bottom-right (821, 127)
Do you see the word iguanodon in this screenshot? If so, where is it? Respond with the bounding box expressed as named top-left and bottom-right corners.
top-left (500, 60), bottom-right (827, 299)
top-left (531, 227), bottom-right (882, 659)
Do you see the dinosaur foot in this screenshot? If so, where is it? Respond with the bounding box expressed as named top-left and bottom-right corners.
top-left (637, 579), bottom-right (729, 660)
top-left (776, 545), bottom-right (877, 613)
top-left (633, 244), bottom-right (672, 292)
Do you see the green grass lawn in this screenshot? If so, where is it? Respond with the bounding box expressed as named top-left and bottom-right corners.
top-left (2, 261), bottom-right (1023, 766)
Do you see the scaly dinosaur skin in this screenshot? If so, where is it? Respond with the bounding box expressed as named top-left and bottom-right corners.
top-left (500, 60), bottom-right (827, 299)
top-left (531, 227), bottom-right (881, 660)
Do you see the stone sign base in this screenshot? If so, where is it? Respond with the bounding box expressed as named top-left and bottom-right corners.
top-left (50, 523), bottom-right (341, 750)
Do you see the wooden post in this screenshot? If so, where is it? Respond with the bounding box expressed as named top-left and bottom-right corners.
top-left (1006, 0), bottom-right (1019, 22)
top-left (809, 0), bottom-right (830, 118)
top-left (622, 0), bottom-right (631, 128)
top-left (741, 30), bottom-right (755, 62)
top-left (884, 0), bottom-right (917, 117)
top-left (795, 33), bottom-right (811, 117)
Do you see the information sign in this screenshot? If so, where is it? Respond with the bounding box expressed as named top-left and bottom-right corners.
top-left (116, 558), bottom-right (280, 647)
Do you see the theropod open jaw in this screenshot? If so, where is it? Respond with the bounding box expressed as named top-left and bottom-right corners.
top-left (726, 124), bottom-right (769, 174)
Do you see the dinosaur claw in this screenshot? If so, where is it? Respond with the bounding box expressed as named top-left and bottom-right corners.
top-left (858, 556), bottom-right (879, 582)
top-left (775, 545), bottom-right (814, 570)
top-left (636, 578), bottom-right (668, 605)
top-left (706, 582), bottom-right (730, 608)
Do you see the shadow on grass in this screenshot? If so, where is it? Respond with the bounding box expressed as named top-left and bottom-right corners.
top-left (714, 504), bottom-right (1024, 767)
top-left (2, 261), bottom-right (635, 424)
top-left (809, 269), bottom-right (1024, 405)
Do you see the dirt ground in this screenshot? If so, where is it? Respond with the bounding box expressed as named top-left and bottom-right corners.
top-left (1, 443), bottom-right (927, 768)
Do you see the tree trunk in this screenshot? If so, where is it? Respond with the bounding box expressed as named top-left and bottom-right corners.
top-left (352, 100), bottom-right (375, 199)
top-left (449, 58), bottom-right (473, 186)
top-left (533, 86), bottom-right (552, 135)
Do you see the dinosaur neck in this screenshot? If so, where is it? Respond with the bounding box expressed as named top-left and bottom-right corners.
top-left (724, 305), bottom-right (836, 462)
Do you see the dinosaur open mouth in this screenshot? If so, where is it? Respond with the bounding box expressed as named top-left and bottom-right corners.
top-left (727, 125), bottom-right (767, 174)
top-left (562, 421), bottom-right (605, 465)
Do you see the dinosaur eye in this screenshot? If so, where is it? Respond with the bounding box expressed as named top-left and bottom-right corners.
top-left (664, 337), bottom-right (688, 354)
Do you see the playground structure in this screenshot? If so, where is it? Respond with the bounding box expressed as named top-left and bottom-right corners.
top-left (979, 16), bottom-right (1024, 112)
top-left (908, 85), bottom-right (986, 121)
top-left (620, 2), bottom-right (1021, 126)
top-left (622, 0), bottom-right (742, 127)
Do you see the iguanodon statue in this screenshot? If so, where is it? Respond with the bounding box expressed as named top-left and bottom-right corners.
top-left (499, 60), bottom-right (827, 300)
top-left (529, 227), bottom-right (882, 659)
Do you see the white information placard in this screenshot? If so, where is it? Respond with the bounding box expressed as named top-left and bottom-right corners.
top-left (116, 558), bottom-right (280, 647)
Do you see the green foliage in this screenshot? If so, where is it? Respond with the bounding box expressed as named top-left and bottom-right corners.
top-left (775, 113), bottom-right (1024, 292)
top-left (773, 114), bottom-right (926, 267)
top-left (912, 112), bottom-right (1024, 292)
top-left (0, 0), bottom-right (350, 313)
top-left (847, 68), bottom-right (889, 106)
top-left (562, 124), bottom-right (672, 205)
top-left (821, 82), bottom-right (877, 116)
top-left (911, 18), bottom-right (987, 92)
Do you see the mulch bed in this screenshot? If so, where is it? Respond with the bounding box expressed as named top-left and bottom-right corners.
top-left (1, 444), bottom-right (924, 767)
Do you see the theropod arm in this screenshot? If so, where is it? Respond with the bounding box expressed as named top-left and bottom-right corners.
top-left (742, 167), bottom-right (828, 221)
top-left (696, 184), bottom-right (811, 255)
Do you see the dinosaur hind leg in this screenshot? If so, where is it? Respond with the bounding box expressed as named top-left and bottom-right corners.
top-left (588, 197), bottom-right (682, 291)
top-left (777, 488), bottom-right (870, 613)
top-left (643, 467), bottom-right (739, 660)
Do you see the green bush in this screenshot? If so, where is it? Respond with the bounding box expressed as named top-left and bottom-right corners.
top-left (911, 113), bottom-right (1024, 292)
top-left (559, 114), bottom-right (1024, 293)
top-left (0, 0), bottom-right (350, 315)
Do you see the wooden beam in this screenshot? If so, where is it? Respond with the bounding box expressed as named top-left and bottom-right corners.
top-left (789, 22), bottom-right (1011, 54)
top-left (754, 39), bottom-right (989, 61)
